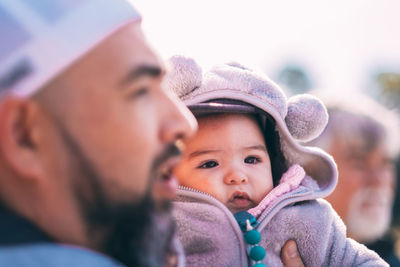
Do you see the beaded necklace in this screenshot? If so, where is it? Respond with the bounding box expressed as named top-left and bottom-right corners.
top-left (234, 211), bottom-right (266, 267)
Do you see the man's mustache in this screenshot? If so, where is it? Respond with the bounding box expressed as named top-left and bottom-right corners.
top-left (152, 143), bottom-right (182, 173)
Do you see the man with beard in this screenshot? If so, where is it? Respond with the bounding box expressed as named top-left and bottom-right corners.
top-left (0, 0), bottom-right (197, 266)
top-left (308, 91), bottom-right (400, 266)
top-left (0, 1), bottom-right (308, 266)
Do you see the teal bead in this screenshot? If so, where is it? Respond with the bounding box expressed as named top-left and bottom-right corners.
top-left (253, 263), bottom-right (266, 267)
top-left (245, 229), bottom-right (261, 245)
top-left (234, 211), bottom-right (258, 232)
top-left (249, 245), bottom-right (266, 261)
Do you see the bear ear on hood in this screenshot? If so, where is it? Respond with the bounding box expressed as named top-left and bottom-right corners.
top-left (285, 94), bottom-right (329, 142)
top-left (163, 55), bottom-right (203, 98)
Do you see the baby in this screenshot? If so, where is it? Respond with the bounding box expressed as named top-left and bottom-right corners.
top-left (165, 56), bottom-right (388, 267)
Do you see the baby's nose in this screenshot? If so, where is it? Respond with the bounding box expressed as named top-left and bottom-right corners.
top-left (224, 173), bottom-right (248, 185)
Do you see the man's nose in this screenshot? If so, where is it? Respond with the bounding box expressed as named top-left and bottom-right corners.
top-left (159, 90), bottom-right (198, 144)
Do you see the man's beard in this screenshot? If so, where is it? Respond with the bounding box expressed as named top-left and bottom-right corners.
top-left (58, 125), bottom-right (179, 267)
top-left (346, 187), bottom-right (394, 243)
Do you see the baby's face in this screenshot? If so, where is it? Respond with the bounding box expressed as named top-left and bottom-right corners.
top-left (174, 113), bottom-right (274, 214)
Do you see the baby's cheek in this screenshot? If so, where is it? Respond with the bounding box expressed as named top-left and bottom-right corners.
top-left (197, 179), bottom-right (226, 201)
top-left (197, 179), bottom-right (215, 193)
top-left (253, 183), bottom-right (272, 202)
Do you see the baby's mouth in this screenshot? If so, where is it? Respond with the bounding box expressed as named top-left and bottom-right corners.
top-left (228, 191), bottom-right (253, 209)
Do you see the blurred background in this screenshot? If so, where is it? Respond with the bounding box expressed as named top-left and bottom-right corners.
top-left (134, 0), bottom-right (400, 110)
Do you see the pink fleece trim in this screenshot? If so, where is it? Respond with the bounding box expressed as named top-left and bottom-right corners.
top-left (248, 164), bottom-right (305, 218)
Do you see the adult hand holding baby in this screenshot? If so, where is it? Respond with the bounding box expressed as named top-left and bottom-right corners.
top-left (281, 240), bottom-right (305, 267)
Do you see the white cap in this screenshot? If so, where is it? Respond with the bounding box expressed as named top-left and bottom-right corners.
top-left (0, 0), bottom-right (141, 97)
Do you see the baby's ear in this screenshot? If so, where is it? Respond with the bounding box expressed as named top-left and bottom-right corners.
top-left (285, 94), bottom-right (328, 142)
top-left (163, 55), bottom-right (203, 98)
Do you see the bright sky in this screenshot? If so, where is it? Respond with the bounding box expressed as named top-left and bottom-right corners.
top-left (133, 0), bottom-right (400, 93)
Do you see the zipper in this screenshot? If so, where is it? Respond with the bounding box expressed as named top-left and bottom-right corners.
top-left (177, 185), bottom-right (217, 199)
top-left (256, 186), bottom-right (312, 230)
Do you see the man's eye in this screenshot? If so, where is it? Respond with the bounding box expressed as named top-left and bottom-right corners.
top-left (198, 161), bottom-right (219, 169)
top-left (244, 156), bottom-right (261, 164)
top-left (131, 87), bottom-right (149, 98)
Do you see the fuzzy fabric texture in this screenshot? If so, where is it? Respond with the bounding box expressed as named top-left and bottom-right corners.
top-left (163, 55), bottom-right (202, 98)
top-left (165, 55), bottom-right (328, 142)
top-left (173, 166), bottom-right (388, 267)
top-left (286, 94), bottom-right (329, 142)
top-left (164, 55), bottom-right (337, 197)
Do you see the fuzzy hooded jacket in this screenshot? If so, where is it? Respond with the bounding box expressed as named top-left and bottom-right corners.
top-left (165, 56), bottom-right (388, 267)
top-left (173, 165), bottom-right (387, 267)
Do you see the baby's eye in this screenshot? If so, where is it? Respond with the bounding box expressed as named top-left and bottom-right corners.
top-left (244, 156), bottom-right (261, 164)
top-left (198, 161), bottom-right (219, 169)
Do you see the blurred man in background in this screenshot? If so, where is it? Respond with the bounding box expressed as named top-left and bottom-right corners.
top-left (309, 91), bottom-right (400, 266)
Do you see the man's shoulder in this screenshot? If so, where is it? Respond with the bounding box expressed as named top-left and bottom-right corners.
top-left (0, 243), bottom-right (123, 267)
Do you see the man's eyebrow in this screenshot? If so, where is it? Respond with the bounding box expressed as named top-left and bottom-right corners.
top-left (188, 149), bottom-right (222, 159)
top-left (119, 65), bottom-right (163, 86)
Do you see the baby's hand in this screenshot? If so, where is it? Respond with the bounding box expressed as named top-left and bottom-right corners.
top-left (281, 240), bottom-right (305, 267)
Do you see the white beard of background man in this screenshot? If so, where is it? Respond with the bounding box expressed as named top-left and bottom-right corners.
top-left (346, 186), bottom-right (394, 243)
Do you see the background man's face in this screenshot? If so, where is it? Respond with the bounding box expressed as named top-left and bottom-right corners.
top-left (35, 21), bottom-right (196, 265)
top-left (326, 140), bottom-right (395, 242)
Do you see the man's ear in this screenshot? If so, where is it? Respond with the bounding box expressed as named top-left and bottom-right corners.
top-left (0, 96), bottom-right (44, 180)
